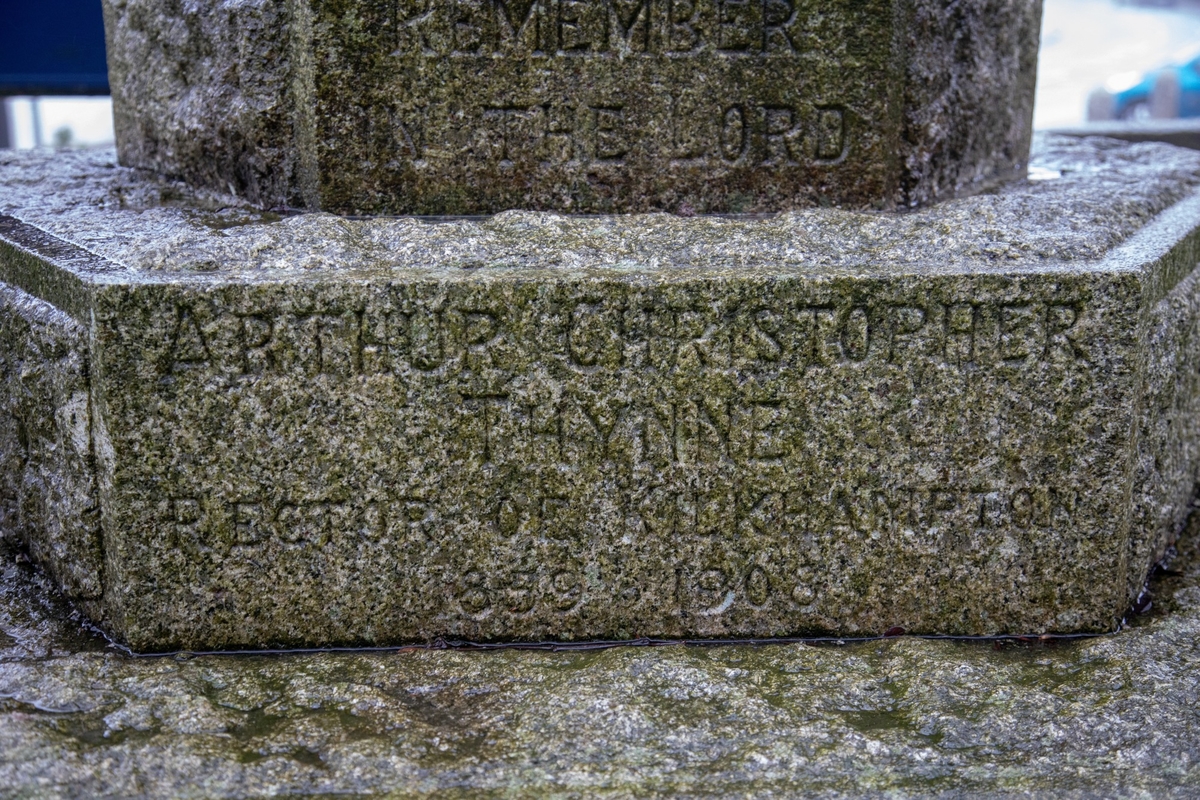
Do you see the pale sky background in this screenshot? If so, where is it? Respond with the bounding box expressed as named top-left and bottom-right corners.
top-left (1035, 0), bottom-right (1200, 128)
top-left (5, 0), bottom-right (1200, 148)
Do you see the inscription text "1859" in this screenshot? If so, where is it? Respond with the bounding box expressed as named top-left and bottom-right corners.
top-left (394, 0), bottom-right (805, 57)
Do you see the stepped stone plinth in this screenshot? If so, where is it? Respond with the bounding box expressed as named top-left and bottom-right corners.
top-left (2, 137), bottom-right (1200, 650)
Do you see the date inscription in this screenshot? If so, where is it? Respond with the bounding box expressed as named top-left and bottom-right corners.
top-left (159, 480), bottom-right (1080, 620)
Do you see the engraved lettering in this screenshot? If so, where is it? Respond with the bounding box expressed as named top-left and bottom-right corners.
top-left (483, 106), bottom-right (537, 165)
top-left (671, 307), bottom-right (731, 372)
top-left (297, 312), bottom-right (362, 377)
top-left (395, 0), bottom-right (439, 56)
top-left (720, 105), bottom-right (748, 161)
top-left (810, 305), bottom-right (840, 366)
top-left (737, 308), bottom-right (783, 362)
top-left (497, 493), bottom-right (536, 537)
top-left (835, 487), bottom-right (892, 533)
top-left (749, 401), bottom-right (784, 462)
top-left (694, 566), bottom-right (733, 613)
top-left (1011, 488), bottom-right (1034, 528)
top-left (461, 309), bottom-right (510, 394)
top-left (666, 0), bottom-right (701, 52)
top-left (539, 102), bottom-right (579, 163)
top-left (999, 303), bottom-right (1037, 363)
top-left (241, 315), bottom-right (274, 374)
top-left (814, 107), bottom-right (846, 162)
top-left (452, 0), bottom-right (488, 54)
top-left (563, 397), bottom-right (624, 460)
top-left (745, 565), bottom-right (771, 606)
top-left (360, 309), bottom-right (401, 376)
top-left (569, 302), bottom-right (623, 367)
top-left (717, 0), bottom-right (756, 52)
top-left (639, 401), bottom-right (677, 467)
top-left (409, 307), bottom-right (445, 370)
top-left (164, 497), bottom-right (202, 551)
top-left (944, 303), bottom-right (978, 366)
top-left (168, 307), bottom-right (211, 372)
top-left (390, 499), bottom-right (436, 542)
top-left (549, 570), bottom-right (583, 610)
top-left (888, 305), bottom-right (927, 363)
top-left (557, 0), bottom-right (595, 51)
top-left (762, 0), bottom-right (797, 53)
top-left (682, 397), bottom-right (731, 461)
top-left (841, 306), bottom-right (870, 362)
top-left (605, 0), bottom-right (651, 51)
top-left (392, 105), bottom-right (428, 162)
top-left (459, 570), bottom-right (492, 616)
top-left (679, 481), bottom-right (736, 535)
top-left (1045, 302), bottom-right (1088, 363)
top-left (745, 490), bottom-right (783, 534)
top-left (464, 395), bottom-right (511, 463)
top-left (762, 105), bottom-right (800, 165)
top-left (669, 92), bottom-right (706, 161)
top-left (506, 570), bottom-right (537, 613)
top-left (393, 0), bottom-right (812, 57)
top-left (494, 0), bottom-right (543, 52)
top-left (591, 105), bottom-right (628, 161)
top-left (234, 502), bottom-right (266, 545)
top-left (275, 501), bottom-right (336, 547)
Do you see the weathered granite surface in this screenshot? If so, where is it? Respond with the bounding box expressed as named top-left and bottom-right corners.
top-left (2, 135), bottom-right (1200, 650)
top-left (2, 516), bottom-right (1200, 797)
top-left (101, 0), bottom-right (1041, 214)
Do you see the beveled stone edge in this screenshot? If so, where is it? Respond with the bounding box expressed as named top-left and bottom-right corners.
top-left (0, 214), bottom-right (116, 323)
top-left (5, 180), bottom-right (1200, 311)
top-left (1099, 189), bottom-right (1200, 304)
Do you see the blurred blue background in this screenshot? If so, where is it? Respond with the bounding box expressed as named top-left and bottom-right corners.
top-left (0, 0), bottom-right (109, 148)
top-left (0, 0), bottom-right (109, 95)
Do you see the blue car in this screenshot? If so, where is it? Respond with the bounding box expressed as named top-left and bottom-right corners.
top-left (1105, 54), bottom-right (1200, 119)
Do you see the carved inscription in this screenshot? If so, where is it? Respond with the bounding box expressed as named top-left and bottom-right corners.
top-left (454, 568), bottom-right (585, 618)
top-left (478, 103), bottom-right (632, 166)
top-left (379, 1), bottom-right (863, 169)
top-left (155, 284), bottom-right (1098, 625)
top-left (414, 100), bottom-right (847, 168)
top-left (163, 297), bottom-right (1089, 378)
top-left (162, 481), bottom-right (1079, 620)
top-left (637, 483), bottom-right (1080, 544)
top-left (393, 0), bottom-right (804, 57)
top-left (172, 495), bottom-right (440, 552)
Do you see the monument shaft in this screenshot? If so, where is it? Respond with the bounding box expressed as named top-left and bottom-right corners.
top-left (102, 0), bottom-right (1041, 213)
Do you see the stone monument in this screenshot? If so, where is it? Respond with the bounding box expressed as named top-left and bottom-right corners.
top-left (3, 0), bottom-right (1200, 653)
top-left (102, 0), bottom-right (1041, 213)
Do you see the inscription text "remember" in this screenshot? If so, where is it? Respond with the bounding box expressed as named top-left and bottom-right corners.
top-left (394, 0), bottom-right (804, 57)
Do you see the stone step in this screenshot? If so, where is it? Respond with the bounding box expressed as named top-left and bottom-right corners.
top-left (2, 134), bottom-right (1200, 651)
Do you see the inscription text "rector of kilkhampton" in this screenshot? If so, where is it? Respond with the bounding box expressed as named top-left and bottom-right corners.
top-left (393, 0), bottom-right (807, 58)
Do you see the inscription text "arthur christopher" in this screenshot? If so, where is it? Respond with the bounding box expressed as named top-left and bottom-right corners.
top-left (163, 297), bottom-right (1090, 380)
top-left (394, 0), bottom-right (805, 57)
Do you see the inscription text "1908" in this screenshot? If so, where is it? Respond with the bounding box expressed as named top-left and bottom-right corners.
top-left (394, 0), bottom-right (805, 57)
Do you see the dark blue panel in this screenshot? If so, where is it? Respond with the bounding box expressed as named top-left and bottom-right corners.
top-left (0, 0), bottom-right (109, 95)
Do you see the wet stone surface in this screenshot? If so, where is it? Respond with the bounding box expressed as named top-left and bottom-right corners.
top-left (2, 517), bottom-right (1200, 797)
